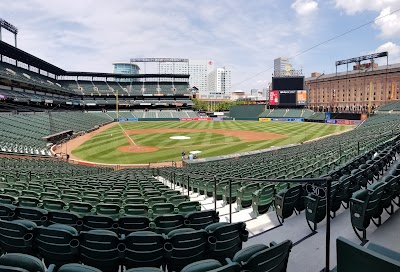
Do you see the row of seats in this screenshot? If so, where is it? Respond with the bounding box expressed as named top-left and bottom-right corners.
top-left (350, 159), bottom-right (400, 241)
top-left (0, 238), bottom-right (293, 272)
top-left (0, 205), bottom-right (219, 234)
top-left (0, 221), bottom-right (248, 272)
top-left (304, 144), bottom-right (398, 231)
top-left (3, 236), bottom-right (400, 272)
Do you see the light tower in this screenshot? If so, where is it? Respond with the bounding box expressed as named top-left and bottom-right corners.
top-left (0, 18), bottom-right (18, 47)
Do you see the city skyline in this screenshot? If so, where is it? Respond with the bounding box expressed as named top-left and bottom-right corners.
top-left (0, 0), bottom-right (399, 92)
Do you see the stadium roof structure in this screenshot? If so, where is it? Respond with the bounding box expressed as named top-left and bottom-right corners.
top-left (62, 71), bottom-right (189, 79)
top-left (0, 41), bottom-right (190, 79)
top-left (0, 40), bottom-right (65, 75)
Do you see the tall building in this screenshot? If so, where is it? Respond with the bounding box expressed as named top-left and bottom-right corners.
top-left (112, 62), bottom-right (140, 82)
top-left (159, 59), bottom-right (214, 93)
top-left (207, 66), bottom-right (232, 95)
top-left (274, 57), bottom-right (293, 77)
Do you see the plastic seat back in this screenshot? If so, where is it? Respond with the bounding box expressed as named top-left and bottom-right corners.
top-left (35, 224), bottom-right (79, 267)
top-left (124, 231), bottom-right (165, 270)
top-left (79, 230), bottom-right (123, 272)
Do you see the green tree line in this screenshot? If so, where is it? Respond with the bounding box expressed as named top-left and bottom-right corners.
top-left (192, 99), bottom-right (247, 112)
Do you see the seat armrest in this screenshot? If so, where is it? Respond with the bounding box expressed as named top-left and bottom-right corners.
top-left (47, 264), bottom-right (56, 272)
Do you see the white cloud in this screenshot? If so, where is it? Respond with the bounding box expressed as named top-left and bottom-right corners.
top-left (374, 7), bottom-right (400, 38)
top-left (0, 0), bottom-right (326, 90)
top-left (291, 0), bottom-right (318, 16)
top-left (374, 42), bottom-right (400, 63)
top-left (334, 0), bottom-right (399, 15)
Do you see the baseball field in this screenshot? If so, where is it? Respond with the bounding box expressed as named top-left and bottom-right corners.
top-left (71, 121), bottom-right (352, 164)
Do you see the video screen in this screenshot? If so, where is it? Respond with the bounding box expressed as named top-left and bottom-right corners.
top-left (279, 90), bottom-right (297, 105)
top-left (272, 77), bottom-right (304, 90)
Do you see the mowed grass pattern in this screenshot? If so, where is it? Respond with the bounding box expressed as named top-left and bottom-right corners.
top-left (72, 121), bottom-right (352, 164)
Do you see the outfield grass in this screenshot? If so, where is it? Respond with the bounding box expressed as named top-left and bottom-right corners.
top-left (71, 121), bottom-right (353, 164)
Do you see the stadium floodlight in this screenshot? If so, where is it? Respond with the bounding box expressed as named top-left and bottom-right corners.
top-left (335, 52), bottom-right (388, 75)
top-left (335, 52), bottom-right (388, 66)
top-left (0, 18), bottom-right (18, 47)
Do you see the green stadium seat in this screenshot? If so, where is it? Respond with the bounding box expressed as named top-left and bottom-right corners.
top-left (150, 214), bottom-right (185, 234)
top-left (232, 240), bottom-right (292, 272)
top-left (124, 231), bottom-right (165, 270)
top-left (124, 204), bottom-right (150, 217)
top-left (168, 195), bottom-right (189, 206)
top-left (0, 253), bottom-right (46, 272)
top-left (125, 197), bottom-right (146, 205)
top-left (126, 268), bottom-right (163, 272)
top-left (68, 201), bottom-right (95, 216)
top-left (61, 194), bottom-right (81, 204)
top-left (147, 196), bottom-right (167, 207)
top-left (180, 259), bottom-right (228, 272)
top-left (222, 181), bottom-right (242, 205)
top-left (150, 203), bottom-right (175, 218)
top-left (118, 216), bottom-right (150, 235)
top-left (35, 224), bottom-right (79, 267)
top-left (184, 210), bottom-right (219, 230)
top-left (176, 201), bottom-right (201, 215)
top-left (16, 207), bottom-right (48, 226)
top-left (47, 211), bottom-right (82, 230)
top-left (57, 263), bottom-right (103, 272)
top-left (330, 175), bottom-right (351, 217)
top-left (164, 228), bottom-right (209, 272)
top-left (95, 203), bottom-right (122, 220)
top-left (0, 194), bottom-right (18, 205)
top-left (40, 192), bottom-right (59, 200)
top-left (275, 184), bottom-right (303, 224)
top-left (304, 183), bottom-right (338, 231)
top-left (82, 215), bottom-right (117, 232)
top-left (0, 203), bottom-right (17, 220)
top-left (0, 220), bottom-right (36, 255)
top-left (237, 182), bottom-right (260, 210)
top-left (251, 184), bottom-right (275, 216)
top-left (205, 222), bottom-right (248, 263)
top-left (350, 182), bottom-right (386, 241)
top-left (79, 229), bottom-right (123, 272)
top-left (81, 196), bottom-right (101, 206)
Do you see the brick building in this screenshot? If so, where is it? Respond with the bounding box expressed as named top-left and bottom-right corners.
top-left (305, 63), bottom-right (400, 112)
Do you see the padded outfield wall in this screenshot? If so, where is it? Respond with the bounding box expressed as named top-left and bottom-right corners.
top-left (229, 105), bottom-right (265, 120)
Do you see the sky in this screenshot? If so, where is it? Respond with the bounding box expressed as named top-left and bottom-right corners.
top-left (1, 0), bottom-right (400, 91)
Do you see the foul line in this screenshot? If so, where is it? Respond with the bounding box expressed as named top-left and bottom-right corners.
top-left (117, 122), bottom-right (136, 146)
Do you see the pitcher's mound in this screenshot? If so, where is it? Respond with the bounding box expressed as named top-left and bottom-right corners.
top-left (118, 145), bottom-right (159, 153)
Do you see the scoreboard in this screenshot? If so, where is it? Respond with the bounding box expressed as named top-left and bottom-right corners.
top-left (269, 90), bottom-right (307, 106)
top-left (270, 76), bottom-right (307, 106)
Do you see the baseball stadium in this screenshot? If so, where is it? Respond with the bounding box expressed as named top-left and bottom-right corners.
top-left (0, 13), bottom-right (400, 272)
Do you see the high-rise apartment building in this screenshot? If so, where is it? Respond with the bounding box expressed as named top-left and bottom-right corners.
top-left (159, 59), bottom-right (214, 93)
top-left (274, 57), bottom-right (293, 77)
top-left (207, 66), bottom-right (232, 95)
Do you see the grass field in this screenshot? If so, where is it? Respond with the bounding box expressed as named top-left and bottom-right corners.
top-left (71, 121), bottom-right (353, 164)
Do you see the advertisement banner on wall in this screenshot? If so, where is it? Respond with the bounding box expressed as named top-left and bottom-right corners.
top-left (118, 118), bottom-right (138, 122)
top-left (360, 114), bottom-right (368, 121)
top-left (180, 117), bottom-right (212, 121)
top-left (325, 119), bottom-right (362, 125)
top-left (325, 119), bottom-right (337, 124)
top-left (269, 90), bottom-right (279, 105)
top-left (261, 118), bottom-right (304, 122)
top-left (296, 90), bottom-right (307, 105)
